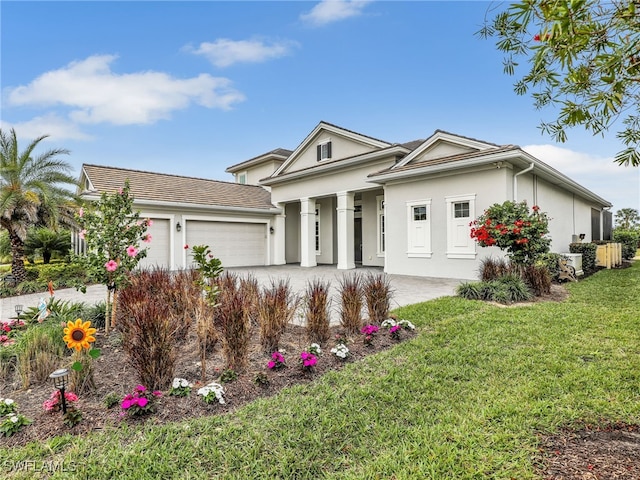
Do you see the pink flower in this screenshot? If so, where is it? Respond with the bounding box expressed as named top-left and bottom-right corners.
top-left (105, 260), bottom-right (118, 272)
top-left (135, 385), bottom-right (146, 392)
top-left (184, 244), bottom-right (189, 250)
top-left (126, 245), bottom-right (138, 257)
top-left (78, 207), bottom-right (84, 218)
top-left (118, 187), bottom-right (123, 194)
top-left (268, 361), bottom-right (276, 369)
top-left (121, 399), bottom-right (132, 409)
top-left (152, 390), bottom-right (162, 397)
top-left (137, 397), bottom-right (148, 408)
top-left (78, 229), bottom-right (87, 239)
top-left (142, 235), bottom-right (152, 243)
top-left (147, 219), bottom-right (153, 227)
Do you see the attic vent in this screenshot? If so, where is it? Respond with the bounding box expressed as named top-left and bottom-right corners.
top-left (317, 141), bottom-right (332, 161)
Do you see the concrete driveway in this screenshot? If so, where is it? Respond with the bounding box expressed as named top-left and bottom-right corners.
top-left (0, 265), bottom-right (464, 323)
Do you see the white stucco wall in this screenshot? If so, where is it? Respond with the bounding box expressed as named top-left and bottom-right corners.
top-left (243, 160), bottom-right (282, 186)
top-left (315, 196), bottom-right (335, 264)
top-left (417, 141), bottom-right (476, 162)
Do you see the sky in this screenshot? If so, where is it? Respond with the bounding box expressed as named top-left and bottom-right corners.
top-left (1, 0), bottom-right (639, 217)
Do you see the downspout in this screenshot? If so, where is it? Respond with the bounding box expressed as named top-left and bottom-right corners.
top-left (513, 163), bottom-right (534, 201)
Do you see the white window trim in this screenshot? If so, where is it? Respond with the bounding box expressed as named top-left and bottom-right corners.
top-left (318, 139), bottom-right (332, 161)
top-left (315, 204), bottom-right (321, 255)
top-left (406, 199), bottom-right (432, 258)
top-left (445, 194), bottom-right (476, 259)
top-left (376, 195), bottom-right (385, 257)
top-left (237, 171), bottom-right (248, 184)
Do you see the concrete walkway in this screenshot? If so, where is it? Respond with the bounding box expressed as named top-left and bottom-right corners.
top-left (0, 265), bottom-right (464, 322)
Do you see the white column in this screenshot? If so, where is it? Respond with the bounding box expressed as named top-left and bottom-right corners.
top-left (336, 191), bottom-right (355, 270)
top-left (272, 203), bottom-right (286, 265)
top-left (300, 197), bottom-right (317, 267)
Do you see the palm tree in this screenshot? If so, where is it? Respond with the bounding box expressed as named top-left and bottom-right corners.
top-left (0, 128), bottom-right (78, 282)
top-left (614, 208), bottom-right (640, 230)
top-left (24, 227), bottom-right (72, 264)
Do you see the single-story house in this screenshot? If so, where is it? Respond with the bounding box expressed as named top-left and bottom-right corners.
top-left (78, 121), bottom-right (612, 279)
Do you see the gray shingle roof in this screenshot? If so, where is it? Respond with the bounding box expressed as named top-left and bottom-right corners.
top-left (226, 148), bottom-right (293, 173)
top-left (81, 164), bottom-right (274, 210)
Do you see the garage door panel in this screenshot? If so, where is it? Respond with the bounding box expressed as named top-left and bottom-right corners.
top-left (186, 221), bottom-right (266, 267)
top-left (138, 219), bottom-right (170, 269)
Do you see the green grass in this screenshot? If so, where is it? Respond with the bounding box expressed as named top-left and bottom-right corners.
top-left (2, 263), bottom-right (640, 479)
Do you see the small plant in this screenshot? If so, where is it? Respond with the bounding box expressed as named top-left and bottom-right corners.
top-left (330, 344), bottom-right (350, 360)
top-left (43, 390), bottom-right (79, 413)
top-left (363, 273), bottom-right (393, 324)
top-left (381, 318), bottom-right (416, 331)
top-left (254, 372), bottom-right (269, 386)
top-left (0, 397), bottom-right (16, 415)
top-left (335, 332), bottom-right (348, 345)
top-left (103, 392), bottom-right (120, 409)
top-left (389, 324), bottom-right (402, 340)
top-left (268, 351), bottom-right (286, 370)
top-left (169, 378), bottom-right (193, 397)
top-left (63, 408), bottom-right (83, 428)
top-left (300, 351), bottom-right (318, 371)
top-left (304, 278), bottom-right (331, 344)
top-left (1, 412), bottom-right (31, 437)
top-left (197, 382), bottom-right (226, 405)
top-left (361, 324), bottom-right (379, 346)
top-left (219, 369), bottom-right (238, 383)
top-left (307, 343), bottom-right (322, 356)
top-left (120, 385), bottom-right (162, 417)
top-left (338, 274), bottom-right (363, 335)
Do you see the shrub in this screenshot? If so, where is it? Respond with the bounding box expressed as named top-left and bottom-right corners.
top-left (216, 274), bottom-right (251, 372)
top-left (338, 273), bottom-right (363, 335)
top-left (258, 279), bottom-right (299, 354)
top-left (456, 282), bottom-right (484, 300)
top-left (479, 256), bottom-right (512, 281)
top-left (15, 324), bottom-right (66, 388)
top-left (613, 229), bottom-right (640, 260)
top-left (363, 273), bottom-right (393, 324)
top-left (165, 269), bottom-right (201, 342)
top-left (458, 274), bottom-right (532, 304)
top-left (569, 242), bottom-right (598, 273)
top-left (518, 264), bottom-right (552, 296)
top-left (239, 274), bottom-right (260, 326)
top-left (304, 279), bottom-right (331, 345)
top-left (537, 252), bottom-right (566, 282)
top-left (117, 268), bottom-right (184, 390)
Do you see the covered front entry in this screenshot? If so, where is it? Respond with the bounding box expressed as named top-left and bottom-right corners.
top-left (186, 220), bottom-right (267, 267)
top-left (280, 189), bottom-right (384, 270)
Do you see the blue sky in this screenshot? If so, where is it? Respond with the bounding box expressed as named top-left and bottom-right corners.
top-left (2, 0), bottom-right (638, 216)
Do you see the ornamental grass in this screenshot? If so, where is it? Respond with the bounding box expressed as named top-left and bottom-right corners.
top-left (338, 273), bottom-right (363, 335)
top-left (304, 278), bottom-right (331, 345)
top-left (362, 272), bottom-right (393, 324)
top-left (258, 279), bottom-right (299, 354)
top-left (117, 268), bottom-right (184, 391)
top-left (215, 273), bottom-right (251, 372)
top-left (239, 274), bottom-right (260, 326)
top-left (15, 324), bottom-right (66, 388)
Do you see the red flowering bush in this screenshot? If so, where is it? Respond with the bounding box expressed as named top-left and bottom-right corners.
top-left (470, 201), bottom-right (551, 265)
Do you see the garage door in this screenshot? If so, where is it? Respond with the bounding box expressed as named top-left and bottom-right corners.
top-left (186, 221), bottom-right (266, 267)
top-left (138, 218), bottom-right (171, 269)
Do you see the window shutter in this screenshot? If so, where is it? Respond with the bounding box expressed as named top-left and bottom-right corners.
top-left (327, 141), bottom-right (332, 159)
top-left (317, 145), bottom-right (321, 161)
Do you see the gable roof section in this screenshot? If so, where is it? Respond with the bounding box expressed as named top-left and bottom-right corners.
top-left (392, 130), bottom-right (499, 170)
top-left (80, 164), bottom-right (274, 211)
top-left (225, 148), bottom-right (293, 174)
top-left (269, 121), bottom-right (392, 178)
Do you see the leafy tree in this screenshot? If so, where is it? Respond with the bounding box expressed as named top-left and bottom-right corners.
top-left (24, 227), bottom-right (71, 264)
top-left (470, 201), bottom-right (551, 265)
top-left (614, 207), bottom-right (640, 229)
top-left (74, 181), bottom-right (151, 332)
top-left (0, 128), bottom-right (78, 282)
top-left (479, 1), bottom-right (640, 166)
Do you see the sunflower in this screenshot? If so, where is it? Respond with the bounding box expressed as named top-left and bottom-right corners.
top-left (63, 319), bottom-right (97, 351)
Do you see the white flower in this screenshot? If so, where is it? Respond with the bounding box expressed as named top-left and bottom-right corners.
top-left (197, 382), bottom-right (225, 404)
top-left (172, 378), bottom-right (192, 389)
top-left (381, 319), bottom-right (397, 328)
top-left (398, 319), bottom-right (415, 330)
top-left (309, 343), bottom-right (322, 355)
top-left (330, 344), bottom-right (350, 359)
top-left (4, 399), bottom-right (13, 405)
top-left (9, 414), bottom-right (19, 423)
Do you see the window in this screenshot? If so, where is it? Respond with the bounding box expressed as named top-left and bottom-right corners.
top-left (446, 194), bottom-right (476, 258)
top-left (237, 172), bottom-right (247, 184)
top-left (316, 141), bottom-right (332, 161)
top-left (376, 195), bottom-right (385, 256)
top-left (406, 199), bottom-right (432, 257)
top-left (315, 205), bottom-right (321, 254)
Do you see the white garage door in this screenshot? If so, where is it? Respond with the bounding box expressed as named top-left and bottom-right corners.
top-left (138, 218), bottom-right (171, 269)
top-left (186, 221), bottom-right (266, 267)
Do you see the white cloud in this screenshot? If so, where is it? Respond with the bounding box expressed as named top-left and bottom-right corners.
top-left (186, 38), bottom-right (299, 68)
top-left (523, 144), bottom-right (640, 213)
top-left (5, 55), bottom-right (245, 126)
top-left (1, 114), bottom-right (92, 142)
top-left (300, 0), bottom-right (372, 27)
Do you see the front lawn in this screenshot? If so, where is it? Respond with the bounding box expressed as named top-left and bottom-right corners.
top-left (2, 263), bottom-right (639, 479)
